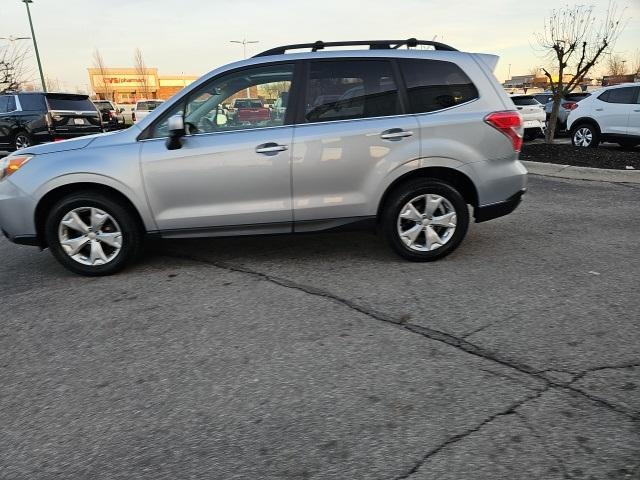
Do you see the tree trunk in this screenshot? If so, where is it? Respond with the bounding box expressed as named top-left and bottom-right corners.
top-left (545, 93), bottom-right (563, 144)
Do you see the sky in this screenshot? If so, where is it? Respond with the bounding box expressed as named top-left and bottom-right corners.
top-left (1, 0), bottom-right (639, 92)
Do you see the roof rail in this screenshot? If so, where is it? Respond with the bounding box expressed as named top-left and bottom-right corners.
top-left (253, 38), bottom-right (458, 57)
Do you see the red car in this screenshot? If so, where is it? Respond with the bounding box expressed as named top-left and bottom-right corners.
top-left (230, 98), bottom-right (270, 124)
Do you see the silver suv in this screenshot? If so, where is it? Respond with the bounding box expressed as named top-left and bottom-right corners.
top-left (0, 39), bottom-right (527, 276)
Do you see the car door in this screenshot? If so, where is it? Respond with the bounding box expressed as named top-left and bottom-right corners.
top-left (594, 87), bottom-right (638, 135)
top-left (140, 62), bottom-right (297, 234)
top-left (291, 59), bottom-right (419, 228)
top-left (626, 87), bottom-right (640, 137)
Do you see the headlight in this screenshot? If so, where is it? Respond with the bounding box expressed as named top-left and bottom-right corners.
top-left (0, 155), bottom-right (33, 181)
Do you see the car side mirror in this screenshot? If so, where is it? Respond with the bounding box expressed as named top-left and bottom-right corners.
top-left (166, 114), bottom-right (185, 150)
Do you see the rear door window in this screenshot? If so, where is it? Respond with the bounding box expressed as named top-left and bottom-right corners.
top-left (304, 60), bottom-right (401, 123)
top-left (399, 59), bottom-right (479, 114)
top-left (46, 94), bottom-right (96, 111)
top-left (0, 96), bottom-right (8, 113)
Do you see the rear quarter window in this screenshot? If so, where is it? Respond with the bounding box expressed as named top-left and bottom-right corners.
top-left (399, 59), bottom-right (479, 114)
top-left (17, 94), bottom-right (47, 112)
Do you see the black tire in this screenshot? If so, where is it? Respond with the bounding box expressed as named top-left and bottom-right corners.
top-left (382, 179), bottom-right (470, 262)
top-left (571, 123), bottom-right (600, 148)
top-left (12, 130), bottom-right (32, 151)
top-left (44, 191), bottom-right (143, 276)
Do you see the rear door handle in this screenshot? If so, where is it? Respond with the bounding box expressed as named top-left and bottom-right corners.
top-left (634, 109), bottom-right (640, 112)
top-left (255, 142), bottom-right (288, 154)
top-left (595, 108), bottom-right (604, 111)
top-left (380, 128), bottom-right (414, 140)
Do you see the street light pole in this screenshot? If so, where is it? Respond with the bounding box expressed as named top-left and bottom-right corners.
top-left (230, 38), bottom-right (259, 59)
top-left (22, 0), bottom-right (46, 92)
top-left (230, 38), bottom-right (259, 97)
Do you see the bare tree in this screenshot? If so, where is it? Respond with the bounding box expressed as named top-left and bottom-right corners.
top-left (92, 49), bottom-right (113, 101)
top-left (632, 49), bottom-right (640, 77)
top-left (0, 42), bottom-right (32, 93)
top-left (534, 3), bottom-right (625, 143)
top-left (45, 76), bottom-right (60, 92)
top-left (605, 53), bottom-right (627, 76)
top-left (133, 48), bottom-right (150, 100)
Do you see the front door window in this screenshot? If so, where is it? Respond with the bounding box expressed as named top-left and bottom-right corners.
top-left (151, 64), bottom-right (294, 138)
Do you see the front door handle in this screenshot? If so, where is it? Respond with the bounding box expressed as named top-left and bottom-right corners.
top-left (255, 142), bottom-right (288, 154)
top-left (380, 128), bottom-right (414, 140)
top-left (634, 109), bottom-right (640, 112)
top-left (595, 108), bottom-right (604, 111)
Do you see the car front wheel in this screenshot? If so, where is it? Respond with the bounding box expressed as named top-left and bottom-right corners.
top-left (44, 192), bottom-right (143, 276)
top-left (383, 179), bottom-right (469, 262)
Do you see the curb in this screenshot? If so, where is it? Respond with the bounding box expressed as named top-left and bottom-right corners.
top-left (522, 160), bottom-right (640, 184)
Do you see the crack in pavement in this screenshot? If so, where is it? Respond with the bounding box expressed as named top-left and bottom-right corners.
top-left (159, 252), bottom-right (640, 476)
top-left (392, 387), bottom-right (551, 480)
top-left (160, 252), bottom-right (639, 421)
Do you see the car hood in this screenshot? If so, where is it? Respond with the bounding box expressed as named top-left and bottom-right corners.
top-left (15, 129), bottom-right (140, 155)
top-left (17, 135), bottom-right (99, 156)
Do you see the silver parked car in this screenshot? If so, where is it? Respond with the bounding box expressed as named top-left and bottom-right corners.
top-left (0, 39), bottom-right (527, 276)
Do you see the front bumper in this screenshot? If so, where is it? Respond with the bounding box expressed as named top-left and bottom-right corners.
top-left (474, 189), bottom-right (526, 223)
top-left (0, 178), bottom-right (38, 245)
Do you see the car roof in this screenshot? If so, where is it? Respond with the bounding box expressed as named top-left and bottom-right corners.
top-left (603, 82), bottom-right (640, 89)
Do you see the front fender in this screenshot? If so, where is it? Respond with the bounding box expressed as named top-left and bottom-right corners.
top-left (33, 173), bottom-right (158, 232)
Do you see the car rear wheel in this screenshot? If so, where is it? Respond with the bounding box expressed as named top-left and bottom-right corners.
top-left (571, 124), bottom-right (600, 148)
top-left (382, 179), bottom-right (469, 262)
top-left (44, 192), bottom-right (143, 276)
top-left (13, 130), bottom-right (32, 151)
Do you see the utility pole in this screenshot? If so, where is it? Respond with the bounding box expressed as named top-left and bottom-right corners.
top-left (230, 38), bottom-right (259, 98)
top-left (22, 0), bottom-right (46, 92)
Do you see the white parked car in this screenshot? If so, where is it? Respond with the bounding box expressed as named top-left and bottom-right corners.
top-left (131, 100), bottom-right (164, 123)
top-left (567, 83), bottom-right (640, 148)
top-left (510, 95), bottom-right (545, 141)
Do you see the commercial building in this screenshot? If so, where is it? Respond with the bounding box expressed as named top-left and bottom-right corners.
top-left (88, 67), bottom-right (199, 104)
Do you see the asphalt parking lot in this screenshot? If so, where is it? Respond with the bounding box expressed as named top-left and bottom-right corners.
top-left (1, 174), bottom-right (639, 479)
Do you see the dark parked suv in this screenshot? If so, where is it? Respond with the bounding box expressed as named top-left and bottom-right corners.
top-left (0, 92), bottom-right (102, 151)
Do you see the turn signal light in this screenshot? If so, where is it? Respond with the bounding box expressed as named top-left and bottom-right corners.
top-left (0, 155), bottom-right (32, 181)
top-left (485, 111), bottom-right (523, 152)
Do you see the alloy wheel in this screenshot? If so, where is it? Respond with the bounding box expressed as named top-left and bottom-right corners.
top-left (574, 127), bottom-right (593, 147)
top-left (57, 207), bottom-right (123, 266)
top-left (15, 134), bottom-right (30, 150)
top-left (397, 194), bottom-right (457, 252)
